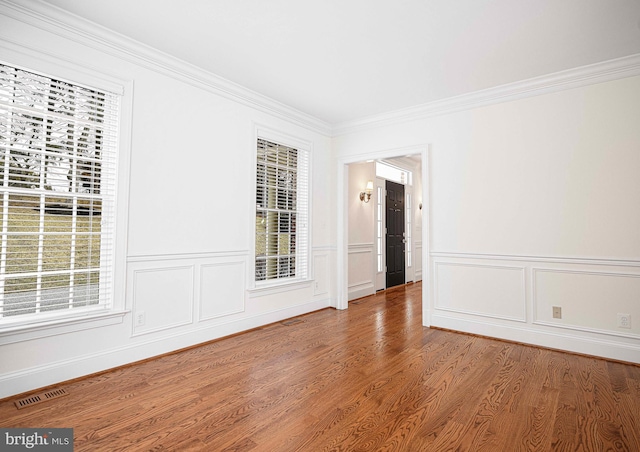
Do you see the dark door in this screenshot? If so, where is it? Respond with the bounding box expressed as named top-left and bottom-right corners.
top-left (386, 180), bottom-right (405, 288)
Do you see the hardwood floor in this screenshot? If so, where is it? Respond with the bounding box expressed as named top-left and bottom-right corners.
top-left (1, 282), bottom-right (639, 451)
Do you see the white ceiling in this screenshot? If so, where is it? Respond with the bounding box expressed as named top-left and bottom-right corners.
top-left (39, 0), bottom-right (640, 125)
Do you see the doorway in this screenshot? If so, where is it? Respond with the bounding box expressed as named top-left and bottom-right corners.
top-left (385, 180), bottom-right (405, 288)
top-left (337, 145), bottom-right (428, 320)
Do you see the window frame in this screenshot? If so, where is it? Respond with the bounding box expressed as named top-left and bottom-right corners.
top-left (249, 126), bottom-right (312, 293)
top-left (0, 52), bottom-right (131, 344)
top-left (376, 161), bottom-right (412, 186)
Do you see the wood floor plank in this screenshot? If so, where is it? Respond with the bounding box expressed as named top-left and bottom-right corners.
top-left (1, 282), bottom-right (639, 451)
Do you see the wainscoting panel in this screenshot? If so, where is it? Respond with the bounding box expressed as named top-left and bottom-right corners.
top-left (429, 252), bottom-right (640, 363)
top-left (199, 261), bottom-right (246, 321)
top-left (313, 251), bottom-right (330, 297)
top-left (434, 261), bottom-right (526, 322)
top-left (533, 268), bottom-right (640, 337)
top-left (348, 243), bottom-right (375, 300)
top-left (132, 266), bottom-right (194, 336)
top-left (415, 241), bottom-right (423, 281)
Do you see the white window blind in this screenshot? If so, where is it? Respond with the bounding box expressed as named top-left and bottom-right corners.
top-left (255, 138), bottom-right (308, 282)
top-left (0, 63), bottom-right (118, 324)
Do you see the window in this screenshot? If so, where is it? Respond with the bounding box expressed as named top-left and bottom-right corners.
top-left (375, 161), bottom-right (412, 186)
top-left (255, 137), bottom-right (309, 283)
top-left (0, 63), bottom-right (118, 325)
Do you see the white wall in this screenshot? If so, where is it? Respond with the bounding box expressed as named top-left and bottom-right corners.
top-left (0, 5), bottom-right (335, 398)
top-left (334, 75), bottom-right (640, 363)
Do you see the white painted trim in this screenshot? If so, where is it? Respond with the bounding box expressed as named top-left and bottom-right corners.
top-left (348, 243), bottom-right (375, 253)
top-left (314, 287), bottom-right (330, 298)
top-left (197, 261), bottom-right (246, 322)
top-left (430, 251), bottom-right (640, 267)
top-left (247, 280), bottom-right (313, 298)
top-left (348, 279), bottom-right (375, 289)
top-left (348, 283), bottom-right (375, 301)
top-left (348, 278), bottom-right (375, 290)
top-left (336, 163), bottom-right (348, 310)
top-left (248, 124), bottom-right (314, 291)
top-left (433, 261), bottom-right (527, 322)
top-left (0, 39), bottom-right (134, 334)
top-left (430, 312), bottom-right (640, 364)
top-left (532, 319), bottom-right (640, 341)
top-left (127, 251), bottom-right (250, 262)
top-left (347, 243), bottom-right (375, 300)
top-left (130, 266), bottom-right (195, 337)
top-left (312, 245), bottom-right (337, 252)
top-left (0, 38), bottom-right (126, 95)
top-left (312, 253), bottom-right (330, 297)
top-left (0, 297), bottom-right (331, 399)
top-left (434, 306), bottom-right (526, 324)
top-left (337, 145), bottom-right (430, 315)
top-left (0, 0), bottom-right (332, 135)
top-left (422, 147), bottom-right (431, 327)
top-left (333, 53), bottom-right (640, 135)
top-left (531, 267), bottom-right (640, 340)
top-left (531, 267), bottom-right (640, 278)
top-left (0, 310), bottom-right (127, 346)
top-left (3, 1), bottom-right (638, 138)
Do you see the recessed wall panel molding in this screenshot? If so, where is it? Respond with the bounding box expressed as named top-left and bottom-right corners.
top-left (348, 245), bottom-right (374, 286)
top-left (348, 243), bottom-right (375, 300)
top-left (199, 261), bottom-right (246, 322)
top-left (415, 242), bottom-right (423, 277)
top-left (131, 266), bottom-right (194, 336)
top-left (533, 268), bottom-right (640, 338)
top-left (434, 261), bottom-right (526, 322)
top-left (313, 253), bottom-right (329, 297)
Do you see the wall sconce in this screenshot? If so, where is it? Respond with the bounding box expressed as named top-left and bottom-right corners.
top-left (359, 181), bottom-right (373, 203)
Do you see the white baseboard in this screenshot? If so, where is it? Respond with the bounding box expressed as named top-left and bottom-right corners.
top-left (430, 312), bottom-right (640, 364)
top-left (0, 298), bottom-right (331, 399)
top-left (348, 282), bottom-right (375, 301)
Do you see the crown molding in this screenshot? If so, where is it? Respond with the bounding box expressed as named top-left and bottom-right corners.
top-left (3, 1), bottom-right (639, 138)
top-left (333, 52), bottom-right (640, 136)
top-left (0, 0), bottom-right (332, 136)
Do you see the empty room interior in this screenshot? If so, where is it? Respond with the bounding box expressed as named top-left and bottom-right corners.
top-left (0, 0), bottom-right (639, 450)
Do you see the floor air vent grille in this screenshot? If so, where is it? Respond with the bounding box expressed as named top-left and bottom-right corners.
top-left (14, 388), bottom-right (69, 410)
top-left (281, 318), bottom-right (304, 326)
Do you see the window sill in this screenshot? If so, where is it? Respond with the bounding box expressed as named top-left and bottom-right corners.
top-left (247, 279), bottom-right (312, 298)
top-left (0, 309), bottom-right (129, 346)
